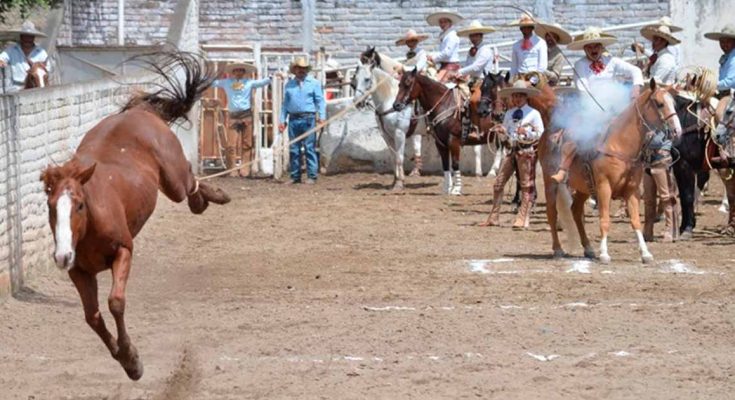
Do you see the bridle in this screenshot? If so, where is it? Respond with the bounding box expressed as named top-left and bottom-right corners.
top-left (635, 88), bottom-right (678, 134)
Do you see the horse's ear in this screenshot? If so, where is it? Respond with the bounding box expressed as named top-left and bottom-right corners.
top-left (649, 78), bottom-right (656, 91)
top-left (504, 71), bottom-right (511, 83)
top-left (690, 74), bottom-right (698, 88)
top-left (75, 163), bottom-right (96, 185)
top-left (40, 165), bottom-right (58, 194)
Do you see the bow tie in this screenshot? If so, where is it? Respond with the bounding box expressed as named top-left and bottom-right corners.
top-left (469, 46), bottom-right (478, 57)
top-left (590, 60), bottom-right (605, 74)
top-left (646, 53), bottom-right (658, 75)
top-left (521, 38), bottom-right (532, 51)
top-left (512, 108), bottom-right (524, 122)
top-left (406, 51), bottom-right (416, 59)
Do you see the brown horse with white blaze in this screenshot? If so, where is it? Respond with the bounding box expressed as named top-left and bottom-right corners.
top-left (40, 51), bottom-right (230, 380)
top-left (24, 61), bottom-right (48, 89)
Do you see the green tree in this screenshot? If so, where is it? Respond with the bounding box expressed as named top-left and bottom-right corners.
top-left (0, 0), bottom-right (63, 23)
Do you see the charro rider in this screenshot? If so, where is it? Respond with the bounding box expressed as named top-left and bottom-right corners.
top-left (534, 21), bottom-right (573, 86)
top-left (550, 27), bottom-right (644, 184)
top-left (396, 29), bottom-right (430, 176)
top-left (639, 24), bottom-right (682, 242)
top-left (707, 24), bottom-right (735, 162)
top-left (508, 14), bottom-right (548, 81)
top-left (480, 80), bottom-right (544, 229)
top-left (0, 21), bottom-right (52, 93)
top-left (451, 19), bottom-right (497, 141)
top-left (632, 17), bottom-right (683, 69)
top-left (426, 9), bottom-right (463, 83)
top-left (212, 62), bottom-right (272, 177)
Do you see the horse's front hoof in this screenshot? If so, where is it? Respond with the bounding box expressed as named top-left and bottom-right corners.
top-left (599, 254), bottom-right (611, 264)
top-left (583, 248), bottom-right (596, 259)
top-left (391, 182), bottom-right (404, 192)
top-left (552, 249), bottom-right (566, 259)
top-left (123, 359), bottom-right (144, 381)
top-left (641, 253), bottom-right (654, 264)
top-left (679, 230), bottom-right (693, 241)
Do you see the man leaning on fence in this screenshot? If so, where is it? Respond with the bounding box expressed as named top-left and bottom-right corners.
top-left (278, 57), bottom-right (326, 185)
top-left (0, 21), bottom-right (52, 93)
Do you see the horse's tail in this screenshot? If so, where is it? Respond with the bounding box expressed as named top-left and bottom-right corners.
top-left (556, 183), bottom-right (580, 252)
top-left (122, 50), bottom-right (216, 125)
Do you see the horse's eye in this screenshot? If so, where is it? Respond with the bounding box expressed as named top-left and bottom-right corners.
top-left (77, 202), bottom-right (84, 212)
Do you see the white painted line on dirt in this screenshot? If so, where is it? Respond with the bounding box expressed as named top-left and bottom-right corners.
top-left (658, 260), bottom-right (705, 275)
top-left (526, 352), bottom-right (560, 362)
top-left (601, 270), bottom-right (614, 274)
top-left (362, 306), bottom-right (416, 311)
top-left (500, 305), bottom-right (523, 309)
top-left (566, 260), bottom-right (592, 274)
top-left (428, 356), bottom-right (441, 361)
top-left (610, 351), bottom-right (631, 357)
top-left (562, 302), bottom-right (589, 308)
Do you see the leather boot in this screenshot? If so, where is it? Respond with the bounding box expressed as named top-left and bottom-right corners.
top-left (662, 197), bottom-right (678, 243)
top-left (513, 190), bottom-right (533, 229)
top-left (409, 155), bottom-right (422, 176)
top-left (224, 147), bottom-right (239, 177)
top-left (482, 191), bottom-right (503, 226)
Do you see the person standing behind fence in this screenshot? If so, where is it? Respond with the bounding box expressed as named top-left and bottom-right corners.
top-left (278, 57), bottom-right (326, 185)
top-left (0, 21), bottom-right (52, 93)
top-left (212, 62), bottom-right (272, 177)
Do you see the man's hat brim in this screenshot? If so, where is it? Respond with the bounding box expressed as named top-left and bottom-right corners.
top-left (426, 11), bottom-right (464, 27)
top-left (499, 87), bottom-right (541, 97)
top-left (225, 62), bottom-right (257, 74)
top-left (534, 22), bottom-right (573, 45)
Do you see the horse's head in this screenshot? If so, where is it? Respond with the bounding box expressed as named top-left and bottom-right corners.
top-left (638, 78), bottom-right (682, 138)
top-left (478, 71), bottom-right (510, 121)
top-left (25, 61), bottom-right (48, 89)
top-left (352, 59), bottom-right (374, 109)
top-left (360, 46), bottom-right (379, 67)
top-left (393, 67), bottom-right (420, 111)
top-left (40, 161), bottom-right (97, 271)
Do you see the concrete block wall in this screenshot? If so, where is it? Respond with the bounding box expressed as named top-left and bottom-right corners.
top-left (0, 77), bottom-right (148, 297)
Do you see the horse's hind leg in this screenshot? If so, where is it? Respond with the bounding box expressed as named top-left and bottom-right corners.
top-left (626, 191), bottom-right (654, 263)
top-left (108, 246), bottom-right (144, 380)
top-left (543, 178), bottom-right (564, 257)
top-left (69, 268), bottom-right (120, 361)
top-left (449, 137), bottom-right (462, 195)
top-left (571, 191), bottom-right (595, 259)
top-left (674, 164), bottom-right (696, 239)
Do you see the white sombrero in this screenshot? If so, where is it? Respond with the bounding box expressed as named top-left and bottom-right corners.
top-left (426, 10), bottom-right (464, 27)
top-left (506, 14), bottom-right (536, 28)
top-left (499, 80), bottom-right (541, 97)
top-left (289, 57), bottom-right (312, 73)
top-left (395, 29), bottom-right (429, 45)
top-left (534, 21), bottom-right (572, 45)
top-left (225, 62), bottom-right (256, 74)
top-left (641, 25), bottom-right (681, 45)
top-left (567, 27), bottom-right (617, 51)
top-left (457, 20), bottom-right (496, 37)
top-left (704, 24), bottom-right (735, 41)
top-left (643, 16), bottom-right (683, 33)
top-left (0, 21), bottom-right (47, 40)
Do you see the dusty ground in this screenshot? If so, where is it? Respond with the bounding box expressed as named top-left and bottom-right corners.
top-left (1, 172), bottom-right (734, 399)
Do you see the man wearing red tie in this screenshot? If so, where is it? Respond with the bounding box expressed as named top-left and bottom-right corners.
top-left (508, 14), bottom-right (547, 79)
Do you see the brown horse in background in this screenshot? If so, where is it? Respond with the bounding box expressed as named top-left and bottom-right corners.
top-left (40, 51), bottom-right (230, 380)
top-left (714, 95), bottom-right (735, 234)
top-left (544, 80), bottom-right (681, 263)
top-left (24, 61), bottom-right (48, 89)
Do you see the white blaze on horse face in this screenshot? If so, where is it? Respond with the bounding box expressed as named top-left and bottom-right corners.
top-left (54, 190), bottom-right (75, 270)
top-left (35, 68), bottom-right (47, 88)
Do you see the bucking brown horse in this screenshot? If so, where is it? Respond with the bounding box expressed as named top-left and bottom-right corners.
top-left (40, 51), bottom-right (230, 380)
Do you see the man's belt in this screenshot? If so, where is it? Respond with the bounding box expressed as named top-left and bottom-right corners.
top-left (290, 112), bottom-right (316, 119)
top-left (439, 62), bottom-right (461, 71)
top-left (228, 109), bottom-right (253, 119)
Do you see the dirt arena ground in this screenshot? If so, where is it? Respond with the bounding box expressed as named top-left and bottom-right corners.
top-left (1, 172), bottom-right (734, 399)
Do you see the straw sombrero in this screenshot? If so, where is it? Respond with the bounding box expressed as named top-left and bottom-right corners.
top-left (499, 80), bottom-right (541, 97)
top-left (225, 62), bottom-right (256, 74)
top-left (641, 25), bottom-right (681, 45)
top-left (0, 21), bottom-right (47, 40)
top-left (704, 24), bottom-right (735, 41)
top-left (457, 20), bottom-right (496, 37)
top-left (426, 10), bottom-right (463, 27)
top-left (644, 17), bottom-right (683, 33)
top-left (395, 29), bottom-right (429, 45)
top-left (534, 21), bottom-right (572, 45)
top-left (506, 14), bottom-right (536, 28)
top-left (567, 27), bottom-right (617, 51)
top-left (289, 57), bottom-right (312, 73)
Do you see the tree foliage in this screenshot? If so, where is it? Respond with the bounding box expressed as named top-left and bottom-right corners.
top-left (0, 0), bottom-right (63, 23)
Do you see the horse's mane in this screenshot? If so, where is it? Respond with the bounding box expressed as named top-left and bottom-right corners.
top-left (122, 50), bottom-right (216, 125)
top-left (370, 66), bottom-right (398, 101)
top-left (374, 51), bottom-right (404, 75)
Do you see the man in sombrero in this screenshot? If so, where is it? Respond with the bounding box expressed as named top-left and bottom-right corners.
top-left (508, 14), bottom-right (548, 81)
top-left (534, 21), bottom-right (572, 86)
top-left (396, 29), bottom-right (430, 176)
top-left (550, 27), bottom-right (644, 184)
top-left (708, 24), bottom-right (735, 163)
top-left (278, 57), bottom-right (326, 185)
top-left (212, 62), bottom-right (273, 177)
top-left (480, 80), bottom-right (544, 229)
top-left (0, 21), bottom-right (52, 93)
top-left (425, 9), bottom-right (463, 83)
top-left (638, 25), bottom-right (683, 242)
top-left (632, 17), bottom-right (683, 69)
top-left (452, 19), bottom-right (497, 140)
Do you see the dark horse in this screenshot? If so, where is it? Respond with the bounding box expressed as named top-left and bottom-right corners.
top-left (40, 51), bottom-right (230, 380)
top-left (392, 68), bottom-right (507, 194)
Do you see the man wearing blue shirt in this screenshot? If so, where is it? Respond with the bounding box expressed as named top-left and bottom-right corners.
top-left (278, 57), bottom-right (326, 184)
top-left (212, 62), bottom-right (272, 177)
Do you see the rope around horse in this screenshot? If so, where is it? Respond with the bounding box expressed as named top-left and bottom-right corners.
top-left (198, 76), bottom-right (392, 181)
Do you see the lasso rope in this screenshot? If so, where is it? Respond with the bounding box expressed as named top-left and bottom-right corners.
top-left (199, 75), bottom-right (392, 181)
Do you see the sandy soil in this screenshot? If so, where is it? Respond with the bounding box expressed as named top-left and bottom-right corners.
top-left (1, 172), bottom-right (734, 399)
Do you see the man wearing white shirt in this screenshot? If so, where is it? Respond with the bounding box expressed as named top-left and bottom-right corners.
top-left (508, 14), bottom-right (548, 79)
top-left (551, 28), bottom-right (644, 184)
top-left (0, 21), bottom-right (52, 93)
top-left (397, 29), bottom-right (430, 73)
top-left (425, 10), bottom-right (463, 82)
top-left (481, 81), bottom-right (544, 229)
top-left (632, 17), bottom-right (683, 68)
